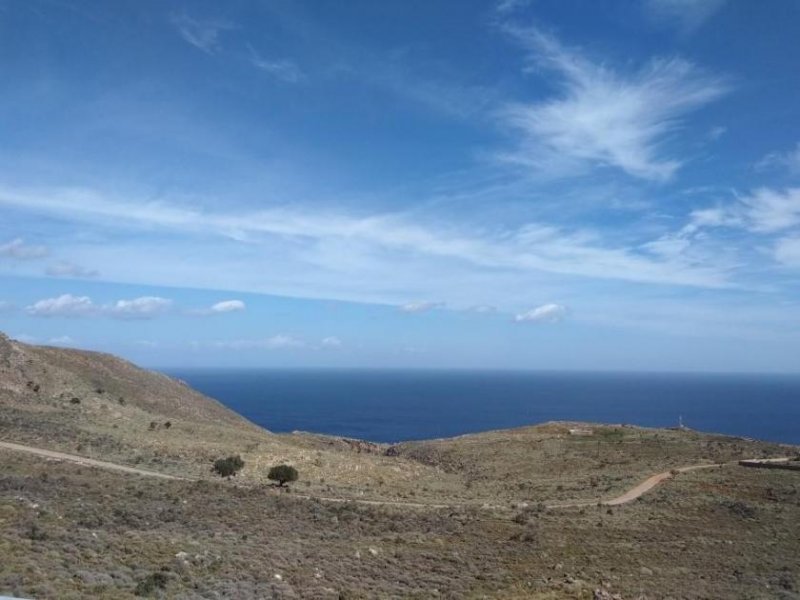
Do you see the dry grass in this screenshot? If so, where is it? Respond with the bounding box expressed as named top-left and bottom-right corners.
top-left (2, 333), bottom-right (800, 598)
top-left (2, 450), bottom-right (799, 599)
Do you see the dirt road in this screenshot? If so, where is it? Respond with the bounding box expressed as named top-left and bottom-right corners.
top-left (1, 439), bottom-right (786, 511)
top-left (549, 462), bottom-right (726, 509)
top-left (0, 441), bottom-right (185, 481)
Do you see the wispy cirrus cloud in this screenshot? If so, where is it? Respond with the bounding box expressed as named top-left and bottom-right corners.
top-left (466, 305), bottom-right (497, 314)
top-left (774, 236), bottom-right (800, 268)
top-left (170, 13), bottom-right (234, 55)
top-left (496, 26), bottom-right (729, 181)
top-left (0, 185), bottom-right (734, 296)
top-left (687, 187), bottom-right (800, 234)
top-left (321, 336), bottom-right (343, 348)
top-left (209, 334), bottom-right (305, 350)
top-left (652, 187), bottom-right (800, 271)
top-left (8, 333), bottom-right (78, 346)
top-left (643, 0), bottom-right (728, 32)
top-left (0, 238), bottom-right (48, 260)
top-left (247, 45), bottom-right (305, 83)
top-left (207, 334), bottom-right (343, 351)
top-left (495, 0), bottom-right (534, 14)
top-left (45, 261), bottom-right (99, 279)
top-left (755, 142), bottom-right (800, 175)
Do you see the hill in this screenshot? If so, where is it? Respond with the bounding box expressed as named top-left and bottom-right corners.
top-left (0, 333), bottom-right (447, 493)
top-left (1, 333), bottom-right (799, 598)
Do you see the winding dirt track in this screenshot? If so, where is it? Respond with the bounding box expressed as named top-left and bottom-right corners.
top-left (0, 440), bottom-right (787, 511)
top-left (548, 462), bottom-right (725, 509)
top-left (0, 441), bottom-right (186, 481)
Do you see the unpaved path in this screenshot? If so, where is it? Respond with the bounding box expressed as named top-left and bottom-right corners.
top-left (0, 441), bottom-right (185, 481)
top-left (1, 439), bottom-right (789, 511)
top-left (549, 462), bottom-right (725, 509)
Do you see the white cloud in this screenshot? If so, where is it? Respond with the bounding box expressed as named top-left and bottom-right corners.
top-left (643, 0), bottom-right (728, 32)
top-left (171, 13), bottom-right (233, 54)
top-left (739, 188), bottom-right (800, 232)
top-left (47, 335), bottom-right (75, 346)
top-left (45, 261), bottom-right (99, 278)
top-left (12, 333), bottom-right (38, 344)
top-left (212, 334), bottom-right (306, 350)
top-left (400, 301), bottom-right (445, 313)
top-left (690, 188), bottom-right (800, 234)
top-left (641, 235), bottom-right (692, 259)
top-left (135, 340), bottom-right (160, 348)
top-left (774, 236), bottom-right (800, 268)
top-left (26, 294), bottom-right (96, 318)
top-left (268, 334), bottom-right (302, 349)
top-left (108, 296), bottom-right (172, 319)
top-left (708, 126), bottom-right (727, 141)
top-left (495, 0), bottom-right (534, 14)
top-left (756, 142), bottom-right (800, 175)
top-left (248, 45), bottom-right (305, 83)
top-left (498, 26), bottom-right (728, 181)
top-left (26, 294), bottom-right (172, 319)
top-left (0, 238), bottom-right (48, 260)
top-left (0, 184), bottom-right (736, 306)
top-left (321, 336), bottom-right (343, 348)
top-left (466, 304), bottom-right (497, 314)
top-left (515, 303), bottom-right (567, 323)
top-left (251, 58), bottom-right (305, 83)
top-left (210, 299), bottom-right (246, 313)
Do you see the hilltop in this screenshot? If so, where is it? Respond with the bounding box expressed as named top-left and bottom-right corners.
top-left (0, 332), bottom-right (442, 493)
top-left (1, 333), bottom-right (799, 598)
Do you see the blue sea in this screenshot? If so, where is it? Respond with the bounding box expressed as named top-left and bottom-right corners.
top-left (165, 370), bottom-right (800, 445)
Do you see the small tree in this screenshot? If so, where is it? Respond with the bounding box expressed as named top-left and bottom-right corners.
top-left (212, 455), bottom-right (244, 478)
top-left (268, 464), bottom-right (298, 487)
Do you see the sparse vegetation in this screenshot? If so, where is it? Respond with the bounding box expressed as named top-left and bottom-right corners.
top-left (268, 464), bottom-right (299, 486)
top-left (4, 450), bottom-right (798, 599)
top-left (2, 333), bottom-right (798, 598)
top-left (723, 499), bottom-right (757, 519)
top-left (134, 571), bottom-right (169, 596)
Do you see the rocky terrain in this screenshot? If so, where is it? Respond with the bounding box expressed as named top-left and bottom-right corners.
top-left (1, 332), bottom-right (799, 598)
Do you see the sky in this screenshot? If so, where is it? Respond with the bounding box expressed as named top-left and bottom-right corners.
top-left (1, 0), bottom-right (800, 371)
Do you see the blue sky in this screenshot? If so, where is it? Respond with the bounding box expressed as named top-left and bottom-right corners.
top-left (1, 0), bottom-right (800, 371)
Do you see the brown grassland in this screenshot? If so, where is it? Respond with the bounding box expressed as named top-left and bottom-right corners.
top-left (1, 333), bottom-right (799, 598)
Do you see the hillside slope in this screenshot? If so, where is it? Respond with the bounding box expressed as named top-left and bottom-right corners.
top-left (0, 332), bottom-right (254, 428)
top-left (0, 333), bottom-right (455, 496)
top-left (2, 333), bottom-right (799, 598)
top-left (0, 331), bottom-right (795, 506)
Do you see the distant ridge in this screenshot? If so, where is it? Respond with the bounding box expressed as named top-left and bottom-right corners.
top-left (0, 331), bottom-right (257, 429)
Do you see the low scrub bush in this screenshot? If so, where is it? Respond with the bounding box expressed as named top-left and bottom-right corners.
top-left (135, 571), bottom-right (169, 596)
top-left (213, 455), bottom-right (245, 478)
top-left (268, 464), bottom-right (298, 487)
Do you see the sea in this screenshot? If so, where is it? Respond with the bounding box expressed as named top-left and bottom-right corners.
top-left (164, 369), bottom-right (800, 445)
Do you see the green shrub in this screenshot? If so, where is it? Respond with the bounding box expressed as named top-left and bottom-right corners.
top-left (212, 455), bottom-right (245, 478)
top-left (268, 464), bottom-right (298, 487)
top-left (135, 571), bottom-right (169, 596)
